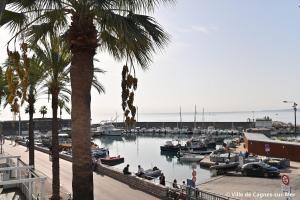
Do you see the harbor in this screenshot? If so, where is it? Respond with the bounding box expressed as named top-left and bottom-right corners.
top-left (2, 116), bottom-right (300, 200)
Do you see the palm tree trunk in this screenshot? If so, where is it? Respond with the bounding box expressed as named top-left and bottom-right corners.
top-left (51, 92), bottom-right (60, 200)
top-left (0, 1), bottom-right (6, 19)
top-left (68, 13), bottom-right (97, 200)
top-left (28, 93), bottom-right (35, 167)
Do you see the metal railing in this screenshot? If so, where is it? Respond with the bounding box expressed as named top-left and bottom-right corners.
top-left (0, 155), bottom-right (47, 200)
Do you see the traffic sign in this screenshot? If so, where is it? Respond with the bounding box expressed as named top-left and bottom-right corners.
top-left (282, 175), bottom-right (290, 186)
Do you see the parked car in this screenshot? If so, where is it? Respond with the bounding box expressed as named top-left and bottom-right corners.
top-left (241, 162), bottom-right (280, 178)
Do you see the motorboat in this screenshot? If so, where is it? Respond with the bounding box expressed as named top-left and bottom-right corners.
top-left (136, 168), bottom-right (162, 180)
top-left (92, 148), bottom-right (109, 158)
top-left (100, 155), bottom-right (124, 166)
top-left (181, 138), bottom-right (206, 151)
top-left (96, 121), bottom-right (123, 136)
top-left (177, 149), bottom-right (212, 157)
top-left (160, 141), bottom-right (181, 152)
top-left (179, 154), bottom-right (205, 162)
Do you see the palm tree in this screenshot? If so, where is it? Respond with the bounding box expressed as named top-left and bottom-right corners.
top-left (39, 106), bottom-right (47, 118)
top-left (58, 99), bottom-right (69, 119)
top-left (0, 67), bottom-right (7, 107)
top-left (2, 48), bottom-right (40, 167)
top-left (33, 35), bottom-right (71, 200)
top-left (0, 1), bottom-right (5, 19)
top-left (26, 57), bottom-right (46, 166)
top-left (32, 34), bottom-right (104, 199)
top-left (0, 1), bottom-right (172, 199)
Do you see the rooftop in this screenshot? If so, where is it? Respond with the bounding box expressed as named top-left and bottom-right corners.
top-left (244, 132), bottom-right (300, 146)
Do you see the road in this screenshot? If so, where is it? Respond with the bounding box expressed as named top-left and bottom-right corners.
top-left (3, 141), bottom-right (157, 200)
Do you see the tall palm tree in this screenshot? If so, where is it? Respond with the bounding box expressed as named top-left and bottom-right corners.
top-left (2, 49), bottom-right (40, 167)
top-left (39, 106), bottom-right (47, 118)
top-left (0, 1), bottom-right (5, 19)
top-left (0, 1), bottom-right (172, 199)
top-left (33, 35), bottom-right (71, 200)
top-left (27, 57), bottom-right (46, 166)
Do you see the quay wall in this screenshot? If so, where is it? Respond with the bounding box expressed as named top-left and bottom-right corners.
top-left (113, 121), bottom-right (252, 130)
top-left (95, 164), bottom-right (168, 199)
top-left (1, 119), bottom-right (252, 136)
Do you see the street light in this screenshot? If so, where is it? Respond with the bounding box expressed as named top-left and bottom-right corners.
top-left (283, 100), bottom-right (297, 136)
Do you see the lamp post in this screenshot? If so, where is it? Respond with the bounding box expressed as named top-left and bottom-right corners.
top-left (283, 101), bottom-right (297, 136)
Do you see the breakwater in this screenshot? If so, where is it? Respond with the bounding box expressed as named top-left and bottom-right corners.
top-left (1, 118), bottom-right (252, 136)
top-left (112, 121), bottom-right (253, 130)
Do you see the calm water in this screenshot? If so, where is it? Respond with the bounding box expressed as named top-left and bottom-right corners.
top-left (93, 135), bottom-right (211, 186)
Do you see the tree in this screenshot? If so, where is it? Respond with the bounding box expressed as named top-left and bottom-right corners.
top-left (26, 57), bottom-right (45, 166)
top-left (39, 106), bottom-right (47, 118)
top-left (33, 35), bottom-right (71, 200)
top-left (0, 1), bottom-right (5, 19)
top-left (0, 1), bottom-right (172, 199)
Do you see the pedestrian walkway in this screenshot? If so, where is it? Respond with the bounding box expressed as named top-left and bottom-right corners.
top-left (3, 141), bottom-right (158, 200)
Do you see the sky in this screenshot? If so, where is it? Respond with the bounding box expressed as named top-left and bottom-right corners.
top-left (0, 0), bottom-right (300, 123)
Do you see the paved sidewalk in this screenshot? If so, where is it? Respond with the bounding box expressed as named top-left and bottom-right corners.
top-left (3, 141), bottom-right (158, 200)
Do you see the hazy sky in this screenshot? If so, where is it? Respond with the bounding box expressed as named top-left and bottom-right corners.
top-left (0, 0), bottom-right (300, 122)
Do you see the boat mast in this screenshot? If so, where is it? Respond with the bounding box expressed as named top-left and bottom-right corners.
top-left (202, 108), bottom-right (205, 129)
top-left (179, 106), bottom-right (182, 131)
top-left (194, 104), bottom-right (197, 129)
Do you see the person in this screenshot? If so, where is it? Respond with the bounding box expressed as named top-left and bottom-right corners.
top-left (25, 140), bottom-right (29, 151)
top-left (153, 166), bottom-right (159, 171)
top-left (123, 164), bottom-right (131, 175)
top-left (137, 165), bottom-right (144, 176)
top-left (245, 151), bottom-right (249, 158)
top-left (159, 173), bottom-right (165, 186)
top-left (172, 179), bottom-right (179, 189)
top-left (181, 181), bottom-right (186, 191)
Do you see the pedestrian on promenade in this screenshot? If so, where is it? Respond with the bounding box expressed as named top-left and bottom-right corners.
top-left (49, 145), bottom-right (52, 161)
top-left (159, 173), bottom-right (165, 186)
top-left (25, 140), bottom-right (29, 151)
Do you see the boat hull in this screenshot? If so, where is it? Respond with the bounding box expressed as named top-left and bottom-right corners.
top-left (100, 157), bottom-right (124, 166)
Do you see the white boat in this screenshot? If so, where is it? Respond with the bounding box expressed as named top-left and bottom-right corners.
top-left (96, 122), bottom-right (123, 136)
top-left (179, 154), bottom-right (205, 162)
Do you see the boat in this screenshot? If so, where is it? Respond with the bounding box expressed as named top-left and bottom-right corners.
top-left (100, 156), bottom-right (124, 166)
top-left (177, 149), bottom-right (212, 157)
top-left (181, 138), bottom-right (206, 151)
top-left (92, 148), bottom-right (109, 158)
top-left (179, 154), bottom-right (205, 162)
top-left (210, 162), bottom-right (239, 170)
top-left (95, 121), bottom-right (123, 136)
top-left (136, 168), bottom-right (162, 180)
top-left (160, 141), bottom-right (181, 152)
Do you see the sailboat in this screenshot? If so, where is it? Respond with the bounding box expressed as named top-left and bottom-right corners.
top-left (193, 105), bottom-right (201, 134)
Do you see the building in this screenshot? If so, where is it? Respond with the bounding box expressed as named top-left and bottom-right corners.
top-left (244, 132), bottom-right (300, 162)
top-left (255, 116), bottom-right (272, 128)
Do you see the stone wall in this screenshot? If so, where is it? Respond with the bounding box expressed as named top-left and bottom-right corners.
top-left (95, 164), bottom-right (168, 199)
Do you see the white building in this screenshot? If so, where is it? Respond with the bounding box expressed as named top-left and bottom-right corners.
top-left (255, 116), bottom-right (272, 128)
